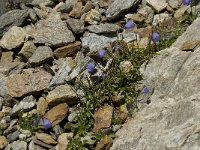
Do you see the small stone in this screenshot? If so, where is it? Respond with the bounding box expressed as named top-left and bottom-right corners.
top-left (28, 46), bottom-right (53, 67)
top-left (152, 13), bottom-right (172, 26)
top-left (54, 41), bottom-right (81, 58)
top-left (81, 132), bottom-right (96, 145)
top-left (54, 2), bottom-right (72, 13)
top-left (5, 141), bottom-right (27, 150)
top-left (18, 41), bottom-right (37, 62)
top-left (0, 26), bottom-right (26, 50)
top-left (66, 18), bottom-right (85, 34)
top-left (10, 95), bottom-right (36, 116)
top-left (126, 13), bottom-right (145, 23)
top-left (85, 9), bottom-right (101, 25)
top-left (174, 6), bottom-right (189, 19)
top-left (37, 97), bottom-right (48, 116)
top-left (82, 1), bottom-right (93, 14)
top-left (112, 92), bottom-right (124, 106)
top-left (69, 1), bottom-right (83, 18)
top-left (36, 132), bottom-right (57, 145)
top-left (56, 133), bottom-right (73, 150)
top-left (93, 105), bottom-right (113, 132)
top-left (86, 23), bottom-right (121, 34)
top-left (19, 134), bottom-right (26, 140)
top-left (119, 60), bottom-right (133, 73)
top-left (0, 52), bottom-right (13, 64)
top-left (6, 68), bottom-right (52, 98)
top-left (29, 140), bottom-right (46, 150)
top-left (45, 103), bottom-right (69, 126)
top-left (0, 136), bottom-right (8, 149)
top-left (138, 5), bottom-right (154, 24)
top-left (47, 84), bottom-right (77, 106)
top-left (95, 135), bottom-right (112, 150)
top-left (146, 0), bottom-right (167, 13)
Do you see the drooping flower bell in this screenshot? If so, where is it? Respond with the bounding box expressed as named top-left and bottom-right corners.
top-left (43, 118), bottom-right (52, 130)
top-left (125, 20), bottom-right (136, 29)
top-left (97, 49), bottom-right (106, 58)
top-left (86, 62), bottom-right (96, 74)
top-left (143, 85), bottom-right (150, 93)
top-left (183, 0), bottom-right (191, 5)
top-left (152, 32), bottom-right (161, 45)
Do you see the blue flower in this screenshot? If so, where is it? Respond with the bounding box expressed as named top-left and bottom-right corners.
top-left (143, 85), bottom-right (150, 93)
top-left (125, 20), bottom-right (136, 29)
top-left (183, 0), bottom-right (191, 5)
top-left (86, 63), bottom-right (96, 74)
top-left (152, 32), bottom-right (161, 45)
top-left (97, 49), bottom-right (106, 58)
top-left (43, 118), bottom-right (52, 129)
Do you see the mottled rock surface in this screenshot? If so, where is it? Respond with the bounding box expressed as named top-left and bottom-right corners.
top-left (6, 68), bottom-right (52, 98)
top-left (32, 12), bottom-right (75, 47)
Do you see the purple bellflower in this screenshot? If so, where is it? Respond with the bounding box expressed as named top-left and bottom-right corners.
top-left (43, 118), bottom-right (52, 129)
top-left (152, 32), bottom-right (161, 45)
top-left (86, 62), bottom-right (96, 74)
top-left (97, 49), bottom-right (106, 58)
top-left (183, 0), bottom-right (191, 5)
top-left (125, 20), bottom-right (136, 29)
top-left (143, 85), bottom-right (150, 93)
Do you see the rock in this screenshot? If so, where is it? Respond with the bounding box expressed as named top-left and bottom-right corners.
top-left (167, 0), bottom-right (181, 9)
top-left (33, 7), bottom-right (50, 20)
top-left (106, 0), bottom-right (140, 21)
top-left (7, 130), bottom-right (21, 142)
top-left (95, 135), bottom-right (112, 150)
top-left (0, 62), bottom-right (25, 76)
top-left (86, 23), bottom-right (121, 34)
top-left (146, 0), bottom-right (167, 13)
top-left (66, 18), bottom-right (84, 34)
top-left (28, 46), bottom-right (53, 67)
top-left (32, 137), bottom-right (53, 149)
top-left (82, 1), bottom-right (93, 14)
top-left (56, 133), bottom-right (73, 150)
top-left (111, 45), bottom-right (200, 149)
top-left (10, 95), bottom-right (36, 116)
top-left (18, 41), bottom-right (37, 62)
top-left (81, 132), bottom-right (96, 145)
top-left (174, 6), bottom-right (189, 19)
top-left (54, 41), bottom-right (81, 58)
top-left (0, 9), bottom-right (29, 37)
top-left (49, 61), bottom-right (72, 87)
top-left (125, 13), bottom-right (145, 23)
top-left (31, 0), bottom-right (55, 7)
top-left (0, 26), bottom-right (26, 50)
top-left (119, 60), bottom-right (133, 73)
top-left (6, 68), bottom-right (52, 98)
top-left (81, 33), bottom-right (116, 50)
top-left (0, 73), bottom-right (7, 97)
top-left (54, 2), bottom-right (72, 13)
top-left (138, 5), bottom-right (154, 24)
top-left (35, 132), bottom-right (57, 144)
top-left (37, 97), bottom-right (48, 116)
top-left (152, 13), bottom-right (172, 26)
top-left (29, 140), bottom-right (46, 150)
top-left (85, 9), bottom-right (101, 25)
top-left (172, 17), bottom-right (200, 50)
top-left (32, 12), bottom-right (75, 47)
top-left (0, 136), bottom-right (8, 149)
top-left (69, 1), bottom-right (83, 18)
top-left (93, 105), bottom-right (113, 132)
top-left (45, 103), bottom-right (69, 126)
top-left (0, 51), bottom-right (13, 64)
top-left (5, 141), bottom-right (27, 150)
top-left (47, 84), bottom-right (77, 106)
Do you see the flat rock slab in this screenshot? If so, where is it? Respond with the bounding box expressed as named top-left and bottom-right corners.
top-left (32, 12), bottom-right (75, 47)
top-left (6, 68), bottom-right (52, 98)
top-left (110, 43), bottom-right (200, 149)
top-left (106, 0), bottom-right (140, 21)
top-left (0, 9), bottom-right (29, 37)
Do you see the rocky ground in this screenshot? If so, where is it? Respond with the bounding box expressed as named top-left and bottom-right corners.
top-left (0, 0), bottom-right (200, 150)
